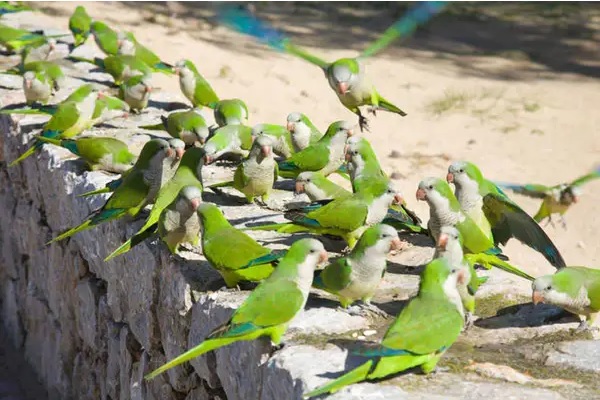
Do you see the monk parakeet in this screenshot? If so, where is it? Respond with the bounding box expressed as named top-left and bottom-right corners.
top-left (90, 21), bottom-right (119, 55)
top-left (69, 5), bottom-right (91, 47)
top-left (119, 74), bottom-right (152, 113)
top-left (6, 60), bottom-right (65, 92)
top-left (210, 135), bottom-right (278, 204)
top-left (104, 147), bottom-right (205, 260)
top-left (252, 123), bottom-right (294, 158)
top-left (9, 84), bottom-right (99, 166)
top-left (447, 161), bottom-right (566, 269)
top-left (277, 120), bottom-right (354, 179)
top-left (0, 2), bottom-right (32, 15)
top-left (174, 59), bottom-right (219, 108)
top-left (20, 39), bottom-right (55, 64)
top-left (0, 23), bottom-right (65, 53)
top-left (532, 266), bottom-right (600, 331)
top-left (313, 224), bottom-right (402, 308)
top-left (286, 112), bottom-right (323, 152)
top-left (497, 165), bottom-right (600, 229)
top-left (295, 171), bottom-right (351, 202)
top-left (248, 181), bottom-right (403, 249)
top-left (140, 108), bottom-right (209, 147)
top-left (416, 177), bottom-right (535, 281)
top-left (203, 124), bottom-right (253, 164)
top-left (117, 31), bottom-right (173, 74)
top-left (158, 185), bottom-right (203, 254)
top-left (145, 237), bottom-right (327, 380)
top-left (197, 202), bottom-right (286, 287)
top-left (22, 70), bottom-right (52, 105)
top-left (89, 92), bottom-right (130, 125)
top-left (48, 139), bottom-right (177, 244)
top-left (213, 98), bottom-right (248, 126)
top-left (67, 54), bottom-right (152, 85)
top-left (304, 253), bottom-right (464, 397)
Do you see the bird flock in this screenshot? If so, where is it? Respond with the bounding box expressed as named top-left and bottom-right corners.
top-left (1, 3), bottom-right (599, 398)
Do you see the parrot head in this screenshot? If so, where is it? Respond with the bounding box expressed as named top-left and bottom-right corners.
top-left (420, 258), bottom-right (467, 304)
top-left (359, 224), bottom-right (404, 255)
top-left (383, 183), bottom-right (404, 206)
top-left (23, 71), bottom-right (36, 89)
top-left (203, 142), bottom-right (217, 164)
top-left (177, 185), bottom-right (203, 212)
top-left (117, 32), bottom-right (136, 55)
top-left (447, 161), bottom-right (484, 192)
top-left (169, 138), bottom-right (186, 161)
top-left (416, 177), bottom-right (456, 208)
top-left (288, 238), bottom-right (329, 271)
top-left (562, 185), bottom-right (582, 205)
top-left (295, 171), bottom-right (322, 195)
top-left (136, 139), bottom-right (174, 168)
top-left (286, 112), bottom-right (303, 133)
top-left (532, 270), bottom-right (580, 309)
top-left (327, 58), bottom-right (360, 95)
top-left (324, 120), bottom-right (355, 141)
top-left (125, 75), bottom-right (153, 100)
top-left (174, 59), bottom-right (198, 77)
top-left (250, 134), bottom-right (274, 160)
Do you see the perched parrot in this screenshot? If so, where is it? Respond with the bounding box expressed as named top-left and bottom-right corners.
top-left (294, 171), bottom-right (351, 202)
top-left (209, 135), bottom-right (278, 204)
top-left (89, 92), bottom-right (130, 125)
top-left (203, 124), bottom-right (253, 164)
top-left (117, 31), bottom-right (173, 74)
top-left (277, 120), bottom-right (354, 179)
top-left (286, 112), bottom-right (323, 152)
top-left (447, 161), bottom-right (566, 269)
top-left (174, 59), bottom-right (219, 108)
top-left (304, 253), bottom-right (464, 398)
top-left (103, 147), bottom-right (205, 260)
top-left (158, 185), bottom-right (203, 254)
top-left (140, 108), bottom-right (209, 147)
top-left (90, 21), bottom-right (119, 55)
top-left (532, 266), bottom-right (600, 331)
top-left (247, 181), bottom-right (403, 249)
top-left (119, 74), bottom-right (152, 112)
top-left (496, 165), bottom-right (600, 229)
top-left (0, 23), bottom-right (65, 53)
top-left (145, 237), bottom-right (327, 380)
top-left (196, 202), bottom-right (286, 287)
top-left (67, 54), bottom-right (152, 85)
top-left (5, 59), bottom-right (65, 92)
top-left (213, 98), bottom-right (248, 126)
top-left (416, 177), bottom-right (535, 281)
top-left (35, 135), bottom-right (136, 173)
top-left (19, 38), bottom-right (56, 64)
top-left (22, 70), bottom-right (52, 105)
top-left (48, 139), bottom-right (177, 244)
top-left (9, 84), bottom-right (99, 167)
top-left (313, 224), bottom-right (402, 309)
top-left (251, 123), bottom-right (294, 159)
top-left (69, 5), bottom-right (91, 47)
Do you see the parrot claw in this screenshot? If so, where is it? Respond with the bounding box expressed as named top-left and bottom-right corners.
top-left (358, 115), bottom-right (370, 133)
top-left (560, 216), bottom-right (568, 230)
top-left (359, 302), bottom-right (389, 317)
top-left (271, 341), bottom-right (287, 353)
top-left (463, 312), bottom-right (476, 331)
top-left (427, 366), bottom-right (450, 375)
top-left (367, 106), bottom-right (377, 116)
top-left (218, 285), bottom-right (241, 292)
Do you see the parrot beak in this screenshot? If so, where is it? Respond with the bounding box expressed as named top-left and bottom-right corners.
top-left (190, 198), bottom-right (201, 211)
top-left (345, 149), bottom-right (352, 162)
top-left (572, 196), bottom-right (579, 204)
top-left (173, 67), bottom-right (180, 75)
top-left (199, 138), bottom-right (206, 145)
top-left (390, 237), bottom-right (404, 251)
top-left (286, 122), bottom-right (294, 132)
top-left (203, 154), bottom-right (213, 165)
top-left (446, 172), bottom-right (454, 183)
top-left (98, 91), bottom-right (106, 99)
top-left (532, 291), bottom-right (544, 306)
top-left (416, 188), bottom-right (427, 201)
top-left (144, 85), bottom-right (153, 94)
top-left (346, 128), bottom-right (355, 137)
top-left (456, 269), bottom-right (467, 286)
top-left (393, 193), bottom-right (404, 205)
top-left (337, 82), bottom-right (349, 95)
top-left (176, 147), bottom-right (185, 160)
top-left (318, 250), bottom-right (329, 265)
top-left (122, 112), bottom-right (130, 119)
top-left (437, 234), bottom-right (448, 251)
top-left (294, 181), bottom-right (305, 195)
top-left (25, 79), bottom-right (32, 89)
top-left (166, 148), bottom-right (175, 158)
top-left (261, 145), bottom-right (272, 157)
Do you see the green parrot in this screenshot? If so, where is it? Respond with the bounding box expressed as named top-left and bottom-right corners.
top-left (119, 74), bottom-right (152, 113)
top-left (286, 112), bottom-right (323, 152)
top-left (313, 224), bottom-right (403, 309)
top-left (416, 177), bottom-right (535, 281)
top-left (103, 147), bottom-right (205, 261)
top-left (209, 135), bottom-right (278, 204)
top-left (117, 31), bottom-right (173, 74)
top-left (69, 5), bottom-right (91, 47)
top-left (251, 123), bottom-right (294, 158)
top-left (67, 54), bottom-right (152, 85)
top-left (203, 124), bottom-right (253, 164)
top-left (496, 165), bottom-right (600, 229)
top-left (213, 98), bottom-right (248, 126)
top-left (48, 139), bottom-right (177, 244)
top-left (0, 2), bottom-right (32, 15)
top-left (140, 108), bottom-right (209, 147)
top-left (19, 38), bottom-right (55, 64)
top-left (174, 59), bottom-right (219, 108)
top-left (9, 84), bottom-right (99, 167)
top-left (90, 21), bottom-right (119, 55)
top-left (294, 171), bottom-right (351, 202)
top-left (22, 70), bottom-right (52, 105)
top-left (196, 202), bottom-right (286, 287)
top-left (447, 161), bottom-right (566, 269)
top-left (89, 92), bottom-right (131, 125)
top-left (304, 255), bottom-right (464, 397)
top-left (248, 181), bottom-right (403, 249)
top-left (158, 185), bottom-right (203, 254)
top-left (145, 237), bottom-right (327, 380)
top-left (277, 120), bottom-right (354, 179)
top-left (5, 59), bottom-right (65, 92)
top-left (0, 23), bottom-right (65, 53)
top-left (35, 135), bottom-right (136, 173)
top-left (532, 266), bottom-right (600, 331)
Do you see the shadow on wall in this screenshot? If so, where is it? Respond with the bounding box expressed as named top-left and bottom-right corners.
top-left (35, 1), bottom-right (600, 81)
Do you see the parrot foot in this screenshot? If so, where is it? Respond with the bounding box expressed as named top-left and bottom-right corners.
top-left (575, 320), bottom-right (599, 337)
top-left (271, 342), bottom-right (286, 353)
top-left (463, 312), bottom-right (476, 331)
top-left (358, 302), bottom-right (389, 317)
top-left (218, 285), bottom-right (241, 292)
top-left (560, 216), bottom-right (568, 230)
top-left (367, 106), bottom-right (378, 116)
top-left (427, 366), bottom-right (450, 375)
top-left (358, 115), bottom-right (370, 133)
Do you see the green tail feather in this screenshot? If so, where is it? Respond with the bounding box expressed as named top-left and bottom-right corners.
top-left (152, 62), bottom-right (174, 74)
top-left (48, 208), bottom-right (127, 244)
top-left (9, 142), bottom-right (39, 166)
top-left (466, 253), bottom-right (534, 281)
top-left (104, 224), bottom-right (157, 261)
top-left (77, 186), bottom-right (112, 197)
top-left (47, 218), bottom-right (93, 244)
top-left (139, 122), bottom-right (165, 131)
top-left (243, 223), bottom-right (310, 234)
top-left (0, 106), bottom-right (54, 115)
top-left (208, 180), bottom-right (234, 190)
top-left (304, 360), bottom-right (373, 398)
top-left (378, 97), bottom-right (407, 116)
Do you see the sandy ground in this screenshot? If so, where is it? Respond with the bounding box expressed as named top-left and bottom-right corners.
top-left (2, 2), bottom-right (600, 397)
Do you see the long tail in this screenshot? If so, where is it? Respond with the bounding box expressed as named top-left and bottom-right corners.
top-left (8, 142), bottom-right (40, 166)
top-left (138, 122), bottom-right (165, 131)
top-left (377, 97), bottom-right (407, 117)
top-left (243, 222), bottom-right (310, 234)
top-left (144, 336), bottom-right (239, 381)
top-left (66, 55), bottom-right (99, 66)
top-left (0, 104), bottom-right (56, 115)
top-left (47, 208), bottom-right (127, 244)
top-left (466, 253), bottom-right (534, 281)
top-left (103, 223), bottom-right (158, 261)
top-left (152, 61), bottom-right (174, 74)
top-left (77, 186), bottom-right (112, 198)
top-left (304, 360), bottom-right (373, 398)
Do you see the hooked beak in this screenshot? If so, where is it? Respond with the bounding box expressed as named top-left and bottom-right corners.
top-left (166, 148), bottom-right (175, 158)
top-left (532, 291), bottom-right (544, 306)
top-left (457, 269), bottom-right (467, 286)
top-left (173, 67), bottom-right (180, 75)
top-left (572, 196), bottom-right (579, 204)
top-left (199, 137), bottom-right (206, 145)
top-left (176, 147), bottom-right (185, 160)
top-left (144, 85), bottom-right (153, 94)
top-left (416, 188), bottom-right (427, 201)
top-left (25, 80), bottom-right (32, 89)
top-left (261, 145), bottom-right (272, 157)
top-left (190, 198), bottom-right (201, 211)
top-left (203, 154), bottom-right (213, 165)
top-left (122, 111), bottom-right (130, 119)
top-left (393, 193), bottom-right (404, 205)
top-left (345, 148), bottom-right (352, 162)
top-left (98, 91), bottom-right (106, 99)
top-left (390, 237), bottom-right (404, 251)
top-left (437, 233), bottom-right (448, 251)
top-left (318, 250), bottom-right (329, 264)
top-left (337, 82), bottom-right (349, 95)
top-left (346, 128), bottom-right (354, 137)
top-left (286, 122), bottom-right (294, 132)
top-left (294, 181), bottom-right (305, 195)
top-left (446, 172), bottom-right (454, 183)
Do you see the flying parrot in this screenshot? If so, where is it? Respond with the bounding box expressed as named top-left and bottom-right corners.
top-left (119, 74), bottom-right (152, 113)
top-left (158, 185), bottom-right (203, 254)
top-left (69, 5), bottom-right (91, 47)
top-left (213, 98), bottom-right (248, 126)
top-left (286, 112), bottom-right (323, 152)
top-left (294, 171), bottom-right (351, 202)
top-left (174, 59), bottom-right (219, 108)
top-left (203, 124), bottom-right (253, 164)
top-left (251, 123), bottom-right (294, 158)
top-left (144, 237), bottom-right (327, 380)
top-left (140, 108), bottom-right (210, 147)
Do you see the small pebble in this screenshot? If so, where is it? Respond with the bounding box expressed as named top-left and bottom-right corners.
top-left (363, 330), bottom-right (377, 336)
top-left (357, 335), bottom-right (366, 340)
top-left (467, 139), bottom-right (476, 145)
top-left (577, 241), bottom-right (585, 249)
top-left (390, 172), bottom-right (405, 180)
top-left (389, 150), bottom-right (402, 159)
top-left (351, 332), bottom-right (358, 338)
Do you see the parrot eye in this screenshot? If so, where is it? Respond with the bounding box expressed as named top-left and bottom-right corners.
top-left (451, 268), bottom-right (458, 274)
top-left (546, 285), bottom-right (552, 290)
top-left (428, 185), bottom-right (433, 190)
top-left (306, 178), bottom-right (311, 182)
top-left (309, 249), bottom-right (317, 254)
top-left (353, 151), bottom-right (358, 155)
